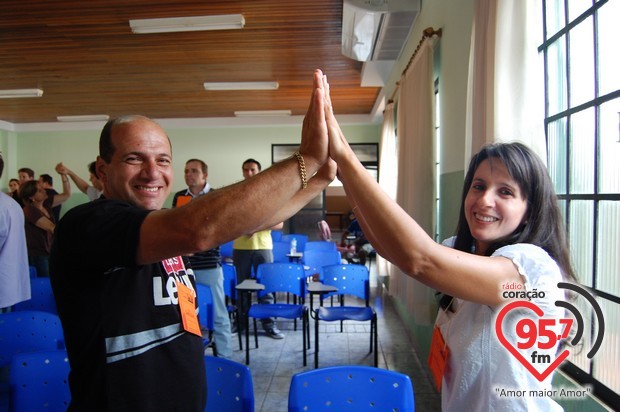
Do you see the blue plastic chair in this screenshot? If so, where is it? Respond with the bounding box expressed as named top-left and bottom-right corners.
top-left (305, 241), bottom-right (337, 252)
top-left (271, 230), bottom-right (283, 242)
top-left (196, 284), bottom-right (216, 355)
top-left (220, 241), bottom-right (234, 262)
top-left (288, 366), bottom-right (414, 412)
top-left (272, 241), bottom-right (291, 263)
top-left (13, 277), bottom-right (58, 314)
top-left (0, 311), bottom-right (65, 368)
top-left (204, 355), bottom-right (254, 412)
top-left (10, 349), bottom-right (71, 412)
top-left (222, 263), bottom-right (243, 350)
top-left (246, 263), bottom-right (309, 366)
top-left (281, 234), bottom-right (308, 253)
top-left (301, 249), bottom-right (341, 281)
top-left (314, 264), bottom-right (377, 368)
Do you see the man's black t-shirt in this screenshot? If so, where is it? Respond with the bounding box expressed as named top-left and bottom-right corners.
top-left (50, 199), bottom-right (206, 411)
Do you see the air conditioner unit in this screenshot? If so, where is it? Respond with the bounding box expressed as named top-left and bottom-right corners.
top-left (342, 0), bottom-right (420, 62)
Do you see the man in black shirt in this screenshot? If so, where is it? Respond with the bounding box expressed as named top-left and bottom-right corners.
top-left (50, 69), bottom-right (335, 411)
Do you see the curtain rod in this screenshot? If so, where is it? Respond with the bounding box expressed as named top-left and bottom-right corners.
top-left (387, 27), bottom-right (443, 104)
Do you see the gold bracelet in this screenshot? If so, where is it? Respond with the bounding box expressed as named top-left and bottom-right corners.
top-left (293, 151), bottom-right (307, 189)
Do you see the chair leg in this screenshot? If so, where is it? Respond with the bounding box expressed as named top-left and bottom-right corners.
top-left (373, 316), bottom-right (378, 367)
top-left (253, 318), bottom-right (259, 348)
top-left (236, 312), bottom-right (243, 351)
top-left (302, 310), bottom-right (307, 367)
top-left (245, 319), bottom-right (250, 365)
top-left (314, 316), bottom-right (320, 368)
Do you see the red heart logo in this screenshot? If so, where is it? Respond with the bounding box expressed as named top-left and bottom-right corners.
top-left (495, 300), bottom-right (570, 382)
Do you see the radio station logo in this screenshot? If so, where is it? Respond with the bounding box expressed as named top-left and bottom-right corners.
top-left (495, 282), bottom-right (605, 382)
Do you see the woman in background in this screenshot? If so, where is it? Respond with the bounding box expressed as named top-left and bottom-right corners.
top-left (20, 180), bottom-right (55, 277)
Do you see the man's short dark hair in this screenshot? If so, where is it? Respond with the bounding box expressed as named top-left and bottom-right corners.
top-left (40, 173), bottom-right (53, 186)
top-left (100, 115), bottom-right (171, 163)
top-left (18, 167), bottom-right (34, 178)
top-left (88, 161), bottom-right (98, 178)
top-left (186, 159), bottom-right (208, 174)
top-left (243, 158), bottom-right (261, 171)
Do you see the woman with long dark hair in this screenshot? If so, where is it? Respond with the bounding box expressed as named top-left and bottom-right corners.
top-left (324, 74), bottom-right (576, 410)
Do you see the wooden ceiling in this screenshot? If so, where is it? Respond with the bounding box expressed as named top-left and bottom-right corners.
top-left (0, 0), bottom-right (382, 124)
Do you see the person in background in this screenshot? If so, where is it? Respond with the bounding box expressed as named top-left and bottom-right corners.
top-left (339, 209), bottom-right (371, 265)
top-left (7, 178), bottom-right (19, 196)
top-left (19, 180), bottom-right (56, 278)
top-left (49, 69), bottom-right (334, 411)
top-left (0, 153), bottom-right (30, 312)
top-left (56, 161), bottom-right (103, 201)
top-left (13, 167), bottom-right (35, 207)
top-left (232, 158), bottom-right (285, 339)
top-left (324, 73), bottom-right (577, 411)
top-left (39, 172), bottom-right (71, 222)
top-left (172, 158), bottom-right (233, 359)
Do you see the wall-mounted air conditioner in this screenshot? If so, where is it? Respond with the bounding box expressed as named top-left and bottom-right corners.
top-left (342, 0), bottom-right (420, 62)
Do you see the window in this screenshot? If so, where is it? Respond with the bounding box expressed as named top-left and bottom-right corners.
top-left (541, 0), bottom-right (619, 407)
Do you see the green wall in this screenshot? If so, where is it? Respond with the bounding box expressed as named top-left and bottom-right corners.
top-left (6, 122), bottom-right (379, 214)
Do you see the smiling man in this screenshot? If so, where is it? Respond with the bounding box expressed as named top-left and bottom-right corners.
top-left (49, 69), bottom-right (335, 412)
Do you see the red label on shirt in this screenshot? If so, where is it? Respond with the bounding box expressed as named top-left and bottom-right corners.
top-left (161, 257), bottom-right (186, 276)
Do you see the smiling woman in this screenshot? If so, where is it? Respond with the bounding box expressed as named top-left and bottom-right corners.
top-left (325, 78), bottom-right (579, 409)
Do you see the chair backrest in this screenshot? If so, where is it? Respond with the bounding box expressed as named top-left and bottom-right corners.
top-left (321, 264), bottom-right (370, 303)
top-left (302, 250), bottom-right (342, 280)
top-left (195, 284), bottom-right (214, 331)
top-left (305, 241), bottom-right (337, 252)
top-left (29, 265), bottom-right (38, 278)
top-left (204, 355), bottom-right (254, 412)
top-left (302, 250), bottom-right (341, 267)
top-left (281, 234), bottom-right (308, 253)
top-left (255, 262), bottom-right (306, 299)
top-left (10, 349), bottom-right (71, 411)
top-left (0, 310), bottom-right (65, 368)
top-left (13, 277), bottom-right (58, 314)
top-left (271, 230), bottom-right (283, 242)
top-left (221, 263), bottom-right (238, 301)
top-left (288, 366), bottom-right (414, 412)
top-left (272, 241), bottom-right (291, 263)
top-left (220, 240), bottom-right (234, 261)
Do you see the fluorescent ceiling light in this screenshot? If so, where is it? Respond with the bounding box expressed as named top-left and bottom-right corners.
top-left (204, 81), bottom-right (279, 91)
top-left (57, 115), bottom-right (110, 122)
top-left (130, 14), bottom-right (245, 34)
top-left (0, 88), bottom-right (43, 98)
top-left (234, 110), bottom-right (292, 117)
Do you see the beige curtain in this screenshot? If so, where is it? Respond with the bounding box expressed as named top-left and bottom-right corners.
top-left (376, 102), bottom-right (397, 279)
top-left (389, 38), bottom-right (437, 324)
top-left (465, 0), bottom-right (546, 165)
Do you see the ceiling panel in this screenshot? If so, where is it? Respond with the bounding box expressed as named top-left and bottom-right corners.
top-left (0, 0), bottom-right (382, 124)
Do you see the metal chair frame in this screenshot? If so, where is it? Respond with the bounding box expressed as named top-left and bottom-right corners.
top-left (245, 262), bottom-right (309, 366)
top-left (314, 264), bottom-right (378, 368)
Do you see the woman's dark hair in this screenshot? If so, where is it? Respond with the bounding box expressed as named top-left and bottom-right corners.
top-left (453, 142), bottom-right (577, 283)
top-left (18, 180), bottom-right (39, 204)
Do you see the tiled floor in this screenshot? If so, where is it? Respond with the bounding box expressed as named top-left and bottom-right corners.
top-left (223, 263), bottom-right (441, 412)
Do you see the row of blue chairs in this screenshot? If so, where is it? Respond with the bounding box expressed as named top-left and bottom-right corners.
top-left (5, 348), bottom-right (414, 412)
top-left (242, 262), bottom-right (377, 369)
top-left (205, 358), bottom-right (415, 412)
